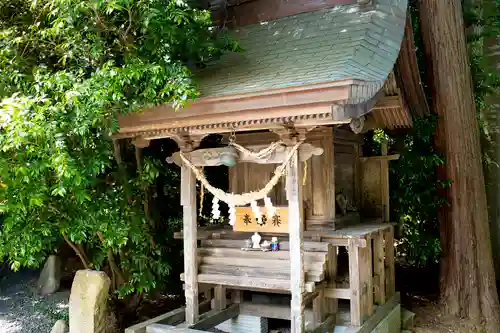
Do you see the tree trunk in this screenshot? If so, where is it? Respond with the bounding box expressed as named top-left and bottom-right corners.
top-left (417, 1), bottom-right (500, 332)
top-left (483, 0), bottom-right (500, 280)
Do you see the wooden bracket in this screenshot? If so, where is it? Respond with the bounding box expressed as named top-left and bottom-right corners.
top-left (171, 133), bottom-right (204, 152)
top-left (132, 137), bottom-right (151, 148)
top-left (272, 125), bottom-right (316, 145)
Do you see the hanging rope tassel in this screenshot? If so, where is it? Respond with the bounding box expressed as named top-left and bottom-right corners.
top-left (199, 167), bottom-right (204, 217)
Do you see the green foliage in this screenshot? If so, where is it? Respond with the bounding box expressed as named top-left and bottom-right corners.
top-left (390, 116), bottom-right (449, 267)
top-left (462, 0), bottom-right (500, 171)
top-left (0, 0), bottom-right (236, 297)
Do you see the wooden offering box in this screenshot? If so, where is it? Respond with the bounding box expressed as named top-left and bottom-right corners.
top-left (233, 206), bottom-right (289, 233)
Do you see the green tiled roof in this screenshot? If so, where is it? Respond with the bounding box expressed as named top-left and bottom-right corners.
top-left (196, 0), bottom-right (408, 98)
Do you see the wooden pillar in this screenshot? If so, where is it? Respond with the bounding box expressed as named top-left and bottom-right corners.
top-left (286, 139), bottom-right (305, 333)
top-left (361, 237), bottom-right (373, 319)
top-left (380, 141), bottom-right (390, 222)
top-left (325, 244), bottom-right (338, 314)
top-left (181, 143), bottom-right (199, 325)
top-left (312, 289), bottom-right (325, 326)
top-left (373, 232), bottom-right (386, 305)
top-left (213, 285), bottom-right (227, 311)
top-left (384, 226), bottom-right (396, 298)
top-left (348, 239), bottom-right (362, 326)
top-left (348, 237), bottom-right (373, 326)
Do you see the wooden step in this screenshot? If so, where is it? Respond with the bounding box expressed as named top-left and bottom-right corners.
top-left (199, 256), bottom-right (325, 272)
top-left (199, 264), bottom-right (324, 282)
top-left (200, 239), bottom-right (329, 252)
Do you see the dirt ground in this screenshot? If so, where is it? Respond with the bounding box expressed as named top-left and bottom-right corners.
top-left (406, 297), bottom-right (486, 333)
top-left (397, 263), bottom-right (491, 333)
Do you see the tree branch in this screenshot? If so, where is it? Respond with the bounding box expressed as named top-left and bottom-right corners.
top-left (96, 231), bottom-right (126, 287)
top-left (63, 233), bottom-right (90, 269)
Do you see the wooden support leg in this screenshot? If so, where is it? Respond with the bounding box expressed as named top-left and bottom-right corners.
top-left (287, 143), bottom-right (305, 333)
top-left (384, 226), bottom-right (396, 298)
top-left (213, 285), bottom-right (227, 311)
top-left (349, 237), bottom-right (374, 326)
top-left (181, 161), bottom-right (199, 325)
top-left (231, 290), bottom-right (242, 304)
top-left (373, 232), bottom-right (386, 305)
top-left (313, 289), bottom-right (326, 328)
top-left (360, 237), bottom-right (374, 319)
top-left (325, 244), bottom-right (338, 315)
top-left (348, 239), bottom-right (362, 326)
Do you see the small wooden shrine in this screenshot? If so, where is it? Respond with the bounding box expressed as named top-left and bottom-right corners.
top-left (120, 1), bottom-right (428, 332)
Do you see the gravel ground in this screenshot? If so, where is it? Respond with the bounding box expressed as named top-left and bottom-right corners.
top-left (0, 268), bottom-right (70, 333)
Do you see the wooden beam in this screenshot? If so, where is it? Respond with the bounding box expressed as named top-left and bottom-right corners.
top-left (176, 230), bottom-right (368, 247)
top-left (126, 308), bottom-right (184, 333)
top-left (345, 293), bottom-right (400, 333)
top-left (311, 315), bottom-right (336, 333)
top-left (240, 302), bottom-right (291, 320)
top-left (181, 143), bottom-right (199, 325)
top-left (181, 273), bottom-right (317, 293)
top-left (188, 304), bottom-right (239, 331)
top-left (239, 302), bottom-right (315, 321)
top-left (359, 154), bottom-right (400, 162)
top-left (146, 325), bottom-right (208, 333)
top-left (287, 142), bottom-right (306, 333)
top-left (126, 301), bottom-right (211, 333)
top-left (167, 143), bottom-right (324, 167)
top-left (324, 288), bottom-right (351, 300)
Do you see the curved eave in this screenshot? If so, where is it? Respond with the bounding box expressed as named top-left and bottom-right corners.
top-left (116, 80), bottom-right (385, 139)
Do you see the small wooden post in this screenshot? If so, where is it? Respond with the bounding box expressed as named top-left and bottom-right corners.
top-left (348, 238), bottom-right (362, 326)
top-left (231, 290), bottom-right (242, 304)
top-left (213, 285), bottom-right (227, 311)
top-left (360, 237), bottom-right (373, 318)
top-left (325, 244), bottom-right (338, 314)
top-left (349, 236), bottom-right (374, 326)
top-left (373, 232), bottom-right (386, 305)
top-left (286, 140), bottom-right (305, 333)
top-left (312, 289), bottom-right (325, 327)
top-left (384, 226), bottom-right (396, 298)
top-left (181, 143), bottom-right (199, 325)
top-left (380, 141), bottom-right (390, 222)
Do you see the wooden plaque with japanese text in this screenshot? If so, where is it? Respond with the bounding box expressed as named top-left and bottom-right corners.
top-left (233, 207), bottom-right (289, 233)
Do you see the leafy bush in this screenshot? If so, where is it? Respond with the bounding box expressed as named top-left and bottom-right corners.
top-left (390, 116), bottom-right (449, 267)
top-left (0, 0), bottom-right (237, 297)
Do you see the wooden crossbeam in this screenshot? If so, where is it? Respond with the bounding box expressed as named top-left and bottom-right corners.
top-left (180, 273), bottom-right (316, 293)
top-left (189, 304), bottom-right (240, 331)
top-left (324, 288), bottom-right (351, 300)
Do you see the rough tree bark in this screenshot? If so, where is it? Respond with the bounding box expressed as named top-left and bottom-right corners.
top-left (483, 0), bottom-right (500, 280)
top-left (417, 1), bottom-right (500, 332)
